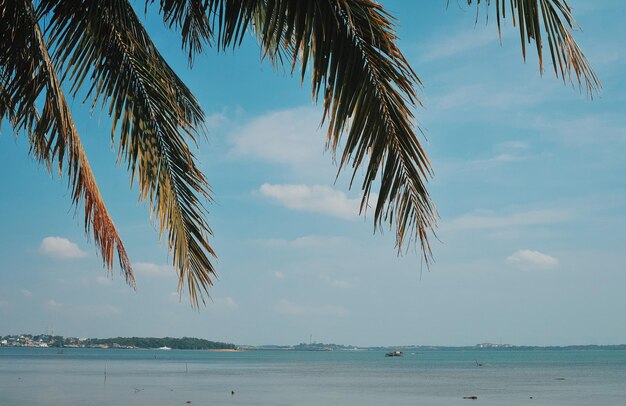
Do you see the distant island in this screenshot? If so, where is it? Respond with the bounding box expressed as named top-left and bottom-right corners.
top-left (2, 334), bottom-right (625, 351)
top-left (243, 342), bottom-right (626, 351)
top-left (0, 334), bottom-right (236, 350)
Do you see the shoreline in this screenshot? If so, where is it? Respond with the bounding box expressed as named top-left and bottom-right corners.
top-left (206, 348), bottom-right (242, 352)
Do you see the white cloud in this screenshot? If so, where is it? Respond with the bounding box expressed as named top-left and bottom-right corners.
top-left (44, 299), bottom-right (121, 317)
top-left (468, 153), bottom-right (529, 167)
top-left (213, 297), bottom-right (239, 311)
top-left (585, 42), bottom-right (626, 68)
top-left (169, 291), bottom-right (182, 303)
top-left (262, 235), bottom-right (351, 249)
top-left (205, 112), bottom-right (228, 130)
top-left (168, 293), bottom-right (238, 311)
top-left (443, 209), bottom-right (572, 231)
top-left (20, 289), bottom-right (32, 297)
top-left (275, 299), bottom-right (349, 317)
top-left (259, 184), bottom-right (364, 220)
top-left (418, 26), bottom-right (499, 63)
top-left (507, 249), bottom-right (559, 270)
top-left (0, 300), bottom-right (9, 311)
top-left (431, 84), bottom-right (482, 111)
top-left (430, 84), bottom-right (548, 113)
top-left (44, 299), bottom-right (62, 311)
top-left (230, 107), bottom-right (326, 168)
top-left (134, 262), bottom-right (174, 277)
top-left (320, 275), bottom-right (357, 289)
top-left (497, 141), bottom-right (529, 151)
top-left (472, 141), bottom-right (533, 165)
top-left (330, 280), bottom-right (353, 289)
top-left (533, 115), bottom-right (626, 145)
top-left (435, 142), bottom-right (540, 177)
top-left (95, 276), bottom-right (112, 286)
top-left (39, 237), bottom-right (87, 259)
top-left (274, 271), bottom-right (285, 279)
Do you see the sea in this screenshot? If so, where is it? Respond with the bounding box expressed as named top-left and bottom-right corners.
top-left (1, 347), bottom-right (625, 405)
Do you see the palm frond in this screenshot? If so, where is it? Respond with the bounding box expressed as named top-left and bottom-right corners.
top-left (209, 0), bottom-right (437, 261)
top-left (157, 0), bottom-right (259, 54)
top-left (42, 0), bottom-right (216, 306)
top-left (0, 0), bottom-right (134, 284)
top-left (148, 0), bottom-right (214, 65)
top-left (469, 0), bottom-right (600, 96)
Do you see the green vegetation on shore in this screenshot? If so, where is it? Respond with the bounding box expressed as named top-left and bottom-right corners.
top-left (85, 336), bottom-right (236, 350)
top-left (0, 334), bottom-right (236, 350)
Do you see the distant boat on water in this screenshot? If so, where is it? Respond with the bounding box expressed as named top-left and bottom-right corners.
top-left (158, 346), bottom-right (172, 350)
top-left (385, 351), bottom-right (404, 357)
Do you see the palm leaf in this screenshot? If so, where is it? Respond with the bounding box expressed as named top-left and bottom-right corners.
top-left (149, 0), bottom-right (214, 64)
top-left (0, 0), bottom-right (134, 284)
top-left (201, 0), bottom-right (599, 260)
top-left (41, 0), bottom-right (216, 306)
top-left (203, 0), bottom-right (437, 261)
top-left (469, 0), bottom-right (600, 95)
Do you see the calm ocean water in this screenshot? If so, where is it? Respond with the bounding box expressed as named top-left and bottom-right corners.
top-left (1, 347), bottom-right (625, 405)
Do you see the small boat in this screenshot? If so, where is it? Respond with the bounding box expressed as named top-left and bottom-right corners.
top-left (385, 351), bottom-right (404, 357)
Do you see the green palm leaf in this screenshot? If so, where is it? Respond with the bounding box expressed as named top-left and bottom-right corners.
top-left (176, 0), bottom-right (438, 261)
top-left (42, 0), bottom-right (216, 306)
top-left (187, 0), bottom-right (599, 261)
top-left (469, 0), bottom-right (600, 95)
top-left (151, 0), bottom-right (214, 64)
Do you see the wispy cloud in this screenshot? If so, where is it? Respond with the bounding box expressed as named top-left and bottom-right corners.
top-left (429, 83), bottom-right (550, 114)
top-left (0, 300), bottom-right (9, 311)
top-left (443, 209), bottom-right (572, 231)
top-left (205, 112), bottom-right (228, 131)
top-left (20, 289), bottom-right (32, 297)
top-left (418, 26), bottom-right (499, 63)
top-left (507, 249), bottom-right (558, 270)
top-left (259, 184), bottom-right (363, 220)
top-left (134, 262), bottom-right (174, 277)
top-left (230, 107), bottom-right (327, 168)
top-left (95, 276), bottom-right (112, 286)
top-left (471, 141), bottom-right (534, 165)
top-left (261, 235), bottom-right (351, 249)
top-left (319, 275), bottom-right (358, 289)
top-left (213, 297), bottom-right (239, 311)
top-left (533, 114), bottom-right (626, 145)
top-left (435, 140), bottom-right (539, 177)
top-left (496, 140), bottom-right (530, 151)
top-left (168, 292), bottom-right (239, 311)
top-left (44, 299), bottom-right (121, 318)
top-left (44, 299), bottom-right (63, 311)
top-left (39, 237), bottom-right (87, 259)
top-left (467, 153), bottom-right (530, 167)
top-left (275, 299), bottom-right (349, 317)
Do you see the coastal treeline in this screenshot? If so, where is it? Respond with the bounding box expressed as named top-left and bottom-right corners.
top-left (1, 334), bottom-right (236, 350)
top-left (85, 336), bottom-right (236, 350)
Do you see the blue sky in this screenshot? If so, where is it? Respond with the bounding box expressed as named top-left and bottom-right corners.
top-left (1, 1), bottom-right (625, 347)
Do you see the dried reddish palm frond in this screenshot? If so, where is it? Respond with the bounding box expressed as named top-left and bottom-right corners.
top-left (0, 0), bottom-right (134, 285)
